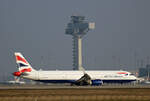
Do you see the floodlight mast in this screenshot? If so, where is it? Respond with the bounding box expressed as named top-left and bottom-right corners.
top-left (65, 15), bottom-right (95, 70)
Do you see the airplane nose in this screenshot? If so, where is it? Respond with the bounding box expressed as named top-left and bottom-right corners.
top-left (13, 71), bottom-right (21, 76)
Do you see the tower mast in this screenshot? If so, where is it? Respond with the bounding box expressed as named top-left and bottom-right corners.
top-left (65, 15), bottom-right (95, 70)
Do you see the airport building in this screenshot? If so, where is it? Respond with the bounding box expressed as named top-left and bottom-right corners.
top-left (138, 64), bottom-right (150, 80)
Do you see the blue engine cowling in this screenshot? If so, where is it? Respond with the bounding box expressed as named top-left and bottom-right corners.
top-left (92, 79), bottom-right (103, 86)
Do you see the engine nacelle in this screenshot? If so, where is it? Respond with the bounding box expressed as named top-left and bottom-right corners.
top-left (92, 79), bottom-right (103, 86)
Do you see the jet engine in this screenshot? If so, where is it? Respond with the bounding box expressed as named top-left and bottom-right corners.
top-left (91, 79), bottom-right (103, 86)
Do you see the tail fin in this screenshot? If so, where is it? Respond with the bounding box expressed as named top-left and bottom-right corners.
top-left (14, 52), bottom-right (35, 72)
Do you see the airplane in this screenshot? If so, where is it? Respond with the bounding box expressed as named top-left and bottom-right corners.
top-left (13, 52), bottom-right (137, 86)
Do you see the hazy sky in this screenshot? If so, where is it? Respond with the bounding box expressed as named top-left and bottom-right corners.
top-left (0, 0), bottom-right (150, 77)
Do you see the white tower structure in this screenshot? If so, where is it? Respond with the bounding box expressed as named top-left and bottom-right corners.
top-left (65, 16), bottom-right (95, 70)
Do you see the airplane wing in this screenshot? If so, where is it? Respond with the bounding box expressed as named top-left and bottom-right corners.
top-left (74, 73), bottom-right (92, 86)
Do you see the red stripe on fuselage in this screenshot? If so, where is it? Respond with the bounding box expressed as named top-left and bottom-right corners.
top-left (117, 72), bottom-right (128, 74)
top-left (16, 55), bottom-right (28, 64)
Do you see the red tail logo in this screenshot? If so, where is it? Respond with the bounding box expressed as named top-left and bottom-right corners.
top-left (13, 68), bottom-right (31, 76)
top-left (16, 55), bottom-right (28, 64)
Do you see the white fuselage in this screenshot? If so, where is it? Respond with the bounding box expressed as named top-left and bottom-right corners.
top-left (22, 70), bottom-right (137, 84)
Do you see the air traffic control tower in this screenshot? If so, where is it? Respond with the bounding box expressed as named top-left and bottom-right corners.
top-left (65, 16), bottom-right (95, 70)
